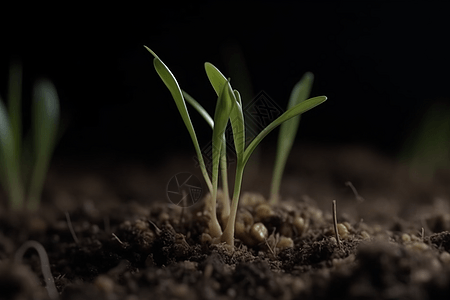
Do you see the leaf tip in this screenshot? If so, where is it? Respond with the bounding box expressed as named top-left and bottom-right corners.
top-left (144, 46), bottom-right (159, 59)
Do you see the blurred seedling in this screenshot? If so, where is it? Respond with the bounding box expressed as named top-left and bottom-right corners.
top-left (145, 46), bottom-right (327, 246)
top-left (0, 62), bottom-right (60, 211)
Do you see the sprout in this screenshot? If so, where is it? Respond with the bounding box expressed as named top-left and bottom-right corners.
top-left (145, 46), bottom-right (327, 246)
top-left (269, 72), bottom-right (314, 204)
top-left (0, 62), bottom-right (60, 211)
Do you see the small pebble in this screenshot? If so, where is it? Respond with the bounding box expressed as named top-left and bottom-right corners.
top-left (250, 222), bottom-right (268, 243)
top-left (277, 236), bottom-right (294, 250)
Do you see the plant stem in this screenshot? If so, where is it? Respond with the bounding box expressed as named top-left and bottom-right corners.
top-left (269, 152), bottom-right (285, 204)
top-left (209, 138), bottom-right (223, 238)
top-left (221, 164), bottom-right (244, 246)
top-left (27, 154), bottom-right (50, 211)
top-left (220, 137), bottom-right (230, 222)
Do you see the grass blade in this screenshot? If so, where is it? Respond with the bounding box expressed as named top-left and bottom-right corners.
top-left (0, 97), bottom-right (23, 209)
top-left (144, 46), bottom-right (212, 193)
top-left (182, 91), bottom-right (214, 128)
top-left (27, 79), bottom-right (60, 211)
top-left (7, 62), bottom-right (23, 161)
top-left (243, 96), bottom-right (327, 166)
top-left (270, 72), bottom-right (314, 202)
top-left (205, 63), bottom-right (228, 96)
top-left (230, 89), bottom-right (245, 162)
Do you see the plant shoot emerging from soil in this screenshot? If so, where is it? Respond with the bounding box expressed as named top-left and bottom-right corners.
top-left (269, 72), bottom-right (314, 204)
top-left (0, 62), bottom-right (60, 211)
top-left (145, 46), bottom-right (327, 246)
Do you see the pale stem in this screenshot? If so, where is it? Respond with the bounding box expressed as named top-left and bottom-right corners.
top-left (221, 164), bottom-right (244, 246)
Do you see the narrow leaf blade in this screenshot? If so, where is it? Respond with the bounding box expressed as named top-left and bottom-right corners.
top-left (182, 90), bottom-right (214, 129)
top-left (212, 80), bottom-right (235, 167)
top-left (8, 62), bottom-right (23, 158)
top-left (0, 96), bottom-right (23, 208)
top-left (205, 63), bottom-right (227, 96)
top-left (243, 96), bottom-right (327, 165)
top-left (144, 46), bottom-right (212, 191)
top-left (271, 73), bottom-right (314, 199)
top-left (33, 79), bottom-right (60, 159)
top-left (230, 89), bottom-right (245, 161)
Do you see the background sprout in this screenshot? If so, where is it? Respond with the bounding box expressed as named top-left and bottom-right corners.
top-left (0, 63), bottom-right (60, 211)
top-left (269, 72), bottom-right (314, 204)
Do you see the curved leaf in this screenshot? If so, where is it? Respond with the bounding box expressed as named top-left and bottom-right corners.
top-left (243, 96), bottom-right (327, 165)
top-left (28, 79), bottom-right (61, 210)
top-left (212, 80), bottom-right (235, 172)
top-left (182, 90), bottom-right (214, 128)
top-left (230, 89), bottom-right (245, 161)
top-left (271, 72), bottom-right (314, 200)
top-left (0, 97), bottom-right (23, 209)
top-left (205, 62), bottom-right (227, 96)
top-left (144, 46), bottom-right (212, 192)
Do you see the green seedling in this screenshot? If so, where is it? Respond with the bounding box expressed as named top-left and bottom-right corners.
top-left (145, 46), bottom-right (327, 245)
top-left (269, 72), bottom-right (314, 204)
top-left (0, 62), bottom-right (60, 211)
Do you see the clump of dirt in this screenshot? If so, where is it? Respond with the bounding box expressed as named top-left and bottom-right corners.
top-left (1, 145), bottom-right (450, 299)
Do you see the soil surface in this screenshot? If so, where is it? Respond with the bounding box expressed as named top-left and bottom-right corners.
top-left (1, 144), bottom-right (450, 299)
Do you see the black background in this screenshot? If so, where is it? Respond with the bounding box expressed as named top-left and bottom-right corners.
top-left (1, 1), bottom-right (449, 164)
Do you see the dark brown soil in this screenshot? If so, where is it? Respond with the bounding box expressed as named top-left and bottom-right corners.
top-left (1, 144), bottom-right (450, 299)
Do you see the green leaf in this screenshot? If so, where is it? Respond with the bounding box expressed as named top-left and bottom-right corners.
top-left (27, 79), bottom-right (60, 210)
top-left (205, 62), bottom-right (227, 96)
top-left (271, 72), bottom-right (314, 200)
top-left (230, 89), bottom-right (245, 162)
top-left (211, 80), bottom-right (235, 177)
top-left (182, 90), bottom-right (214, 128)
top-left (32, 79), bottom-right (60, 160)
top-left (8, 62), bottom-right (23, 160)
top-left (278, 72), bottom-right (314, 149)
top-left (144, 46), bottom-right (212, 192)
top-left (243, 96), bottom-right (327, 166)
top-left (0, 96), bottom-right (23, 209)
top-left (0, 97), bottom-right (14, 177)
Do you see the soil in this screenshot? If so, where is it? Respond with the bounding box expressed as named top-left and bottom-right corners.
top-left (1, 144), bottom-right (450, 300)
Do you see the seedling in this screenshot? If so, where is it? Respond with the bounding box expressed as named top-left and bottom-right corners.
top-left (145, 46), bottom-right (327, 245)
top-left (0, 62), bottom-right (60, 211)
top-left (269, 72), bottom-right (314, 204)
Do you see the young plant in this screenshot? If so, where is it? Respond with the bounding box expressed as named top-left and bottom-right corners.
top-left (145, 46), bottom-right (327, 245)
top-left (269, 72), bottom-right (314, 204)
top-left (0, 62), bottom-right (60, 211)
top-left (201, 64), bottom-right (325, 245)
